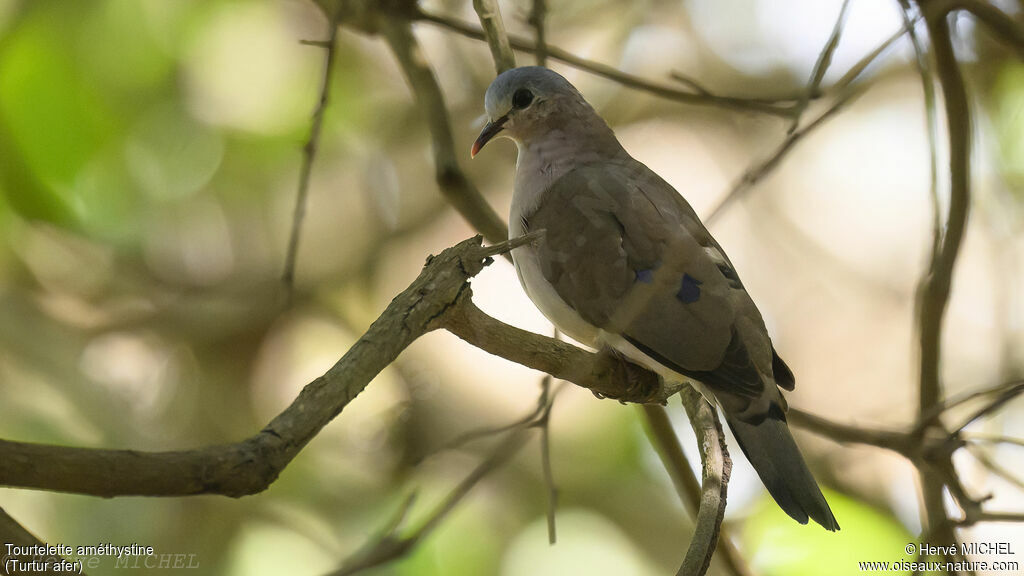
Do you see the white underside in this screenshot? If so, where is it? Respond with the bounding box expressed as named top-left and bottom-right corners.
top-left (509, 221), bottom-right (713, 404)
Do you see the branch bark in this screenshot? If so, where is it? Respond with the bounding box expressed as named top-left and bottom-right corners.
top-left (642, 404), bottom-right (750, 576)
top-left (677, 388), bottom-right (732, 576)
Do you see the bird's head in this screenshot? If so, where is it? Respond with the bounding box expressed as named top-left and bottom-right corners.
top-left (471, 66), bottom-right (591, 157)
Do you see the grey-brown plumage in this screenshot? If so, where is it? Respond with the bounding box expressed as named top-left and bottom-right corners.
top-left (473, 66), bottom-right (838, 531)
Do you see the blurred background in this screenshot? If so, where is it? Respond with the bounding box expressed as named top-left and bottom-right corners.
top-left (0, 0), bottom-right (1021, 574)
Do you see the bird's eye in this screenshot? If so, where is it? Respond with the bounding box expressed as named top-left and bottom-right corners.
top-left (512, 88), bottom-right (534, 110)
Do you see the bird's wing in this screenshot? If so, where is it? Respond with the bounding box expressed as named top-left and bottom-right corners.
top-left (523, 162), bottom-right (779, 412)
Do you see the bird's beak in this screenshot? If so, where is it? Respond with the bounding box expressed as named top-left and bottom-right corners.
top-left (471, 115), bottom-right (508, 158)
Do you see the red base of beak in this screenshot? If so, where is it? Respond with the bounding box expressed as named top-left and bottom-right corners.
top-left (471, 116), bottom-right (507, 158)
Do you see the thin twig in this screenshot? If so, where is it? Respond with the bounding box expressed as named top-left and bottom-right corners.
top-left (282, 10), bottom-right (341, 299)
top-left (434, 400), bottom-right (543, 456)
top-left (967, 434), bottom-right (1024, 449)
top-left (704, 85), bottom-right (867, 226)
top-left (701, 14), bottom-right (920, 224)
top-left (702, 11), bottom-right (923, 225)
top-left (473, 0), bottom-right (516, 74)
top-left (831, 16), bottom-right (920, 92)
top-left (789, 0), bottom-right (853, 133)
top-left (949, 381), bottom-right (1024, 436)
top-left (957, 511), bottom-right (1024, 526)
top-left (917, 379), bottom-right (1024, 433)
top-left (788, 408), bottom-right (916, 457)
top-left (380, 18), bottom-right (509, 248)
top-left (416, 9), bottom-right (794, 116)
top-left (669, 71), bottom-right (715, 97)
top-left (416, 7), bottom-right (918, 116)
top-left (965, 444), bottom-right (1024, 493)
top-left (535, 375), bottom-right (558, 544)
top-left (327, 429), bottom-right (532, 576)
top-left (897, 1), bottom-right (942, 262)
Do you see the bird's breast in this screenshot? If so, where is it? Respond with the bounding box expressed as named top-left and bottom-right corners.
top-left (509, 207), bottom-right (600, 346)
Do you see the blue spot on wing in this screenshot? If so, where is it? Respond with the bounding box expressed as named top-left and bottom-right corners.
top-left (635, 269), bottom-right (654, 284)
top-left (677, 274), bottom-right (703, 303)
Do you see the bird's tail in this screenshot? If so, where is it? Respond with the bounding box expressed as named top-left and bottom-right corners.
top-left (726, 409), bottom-right (839, 531)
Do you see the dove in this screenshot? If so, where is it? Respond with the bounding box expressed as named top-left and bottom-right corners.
top-left (471, 66), bottom-right (838, 530)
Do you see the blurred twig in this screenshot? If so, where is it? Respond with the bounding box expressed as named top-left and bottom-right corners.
top-left (379, 19), bottom-right (509, 248)
top-left (473, 0), bottom-right (516, 74)
top-left (948, 380), bottom-right (1024, 436)
top-left (914, 0), bottom-right (973, 564)
top-left (527, 0), bottom-right (548, 66)
top-left (537, 375), bottom-right (559, 544)
top-left (704, 85), bottom-right (866, 226)
top-left (703, 12), bottom-right (917, 225)
top-left (944, 0), bottom-right (1024, 57)
top-left (416, 9), bottom-right (795, 116)
top-left (0, 507), bottom-right (84, 576)
top-left (789, 0), bottom-right (852, 133)
top-left (282, 9), bottom-right (341, 300)
top-left (328, 430), bottom-right (531, 576)
top-left (957, 511), bottom-right (1024, 526)
top-left (896, 0), bottom-right (941, 258)
top-left (788, 408), bottom-right (917, 457)
top-left (428, 373), bottom-right (563, 545)
top-left (964, 444), bottom-right (1024, 493)
top-left (967, 434), bottom-right (1024, 449)
top-left (917, 379), bottom-right (1024, 432)
top-left (791, 376), bottom-right (1024, 533)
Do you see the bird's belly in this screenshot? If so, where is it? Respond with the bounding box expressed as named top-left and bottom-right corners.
top-left (511, 244), bottom-right (600, 347)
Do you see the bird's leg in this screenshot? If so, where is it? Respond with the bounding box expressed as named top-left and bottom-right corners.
top-left (590, 346), bottom-right (665, 404)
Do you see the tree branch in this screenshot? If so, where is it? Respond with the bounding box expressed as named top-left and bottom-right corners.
top-left (705, 85), bottom-right (866, 226)
top-left (283, 8), bottom-right (341, 298)
top-left (641, 405), bottom-right (751, 576)
top-left (677, 388), bottom-right (731, 576)
top-left (415, 9), bottom-right (794, 116)
top-left (788, 408), bottom-right (917, 457)
top-left (789, 0), bottom-right (852, 132)
top-left (442, 296), bottom-right (678, 403)
top-left (472, 0), bottom-right (516, 74)
top-left (914, 0), bottom-right (973, 561)
top-left (946, 0), bottom-right (1024, 57)
top-left (0, 235), bottom-right (676, 497)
